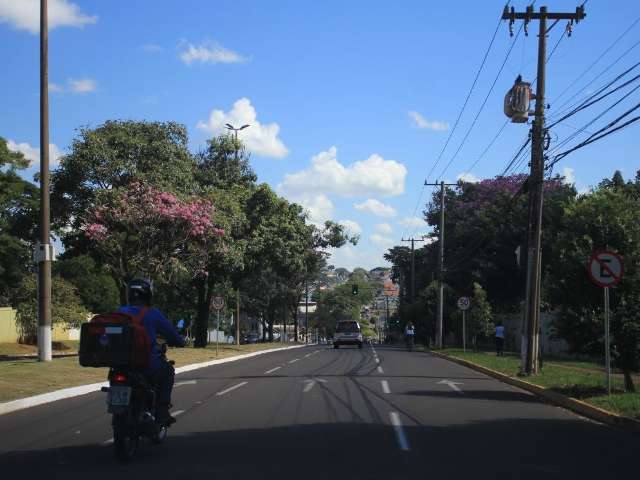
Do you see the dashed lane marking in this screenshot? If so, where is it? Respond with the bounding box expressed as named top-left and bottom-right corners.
top-left (390, 412), bottom-right (410, 451)
top-left (216, 382), bottom-right (248, 396)
top-left (377, 366), bottom-right (384, 374)
top-left (265, 366), bottom-right (282, 374)
top-left (381, 380), bottom-right (391, 394)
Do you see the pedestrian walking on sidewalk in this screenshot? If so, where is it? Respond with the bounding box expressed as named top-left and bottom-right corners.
top-left (495, 321), bottom-right (505, 356)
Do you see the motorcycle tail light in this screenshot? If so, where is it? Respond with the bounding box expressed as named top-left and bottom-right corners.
top-left (113, 373), bottom-right (127, 383)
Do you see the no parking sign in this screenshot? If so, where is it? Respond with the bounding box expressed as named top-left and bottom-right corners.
top-left (588, 251), bottom-right (623, 288)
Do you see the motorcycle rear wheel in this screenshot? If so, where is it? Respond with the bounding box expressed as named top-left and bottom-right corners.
top-left (113, 415), bottom-right (139, 461)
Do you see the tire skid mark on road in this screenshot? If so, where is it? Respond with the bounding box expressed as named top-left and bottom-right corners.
top-left (390, 411), bottom-right (411, 451)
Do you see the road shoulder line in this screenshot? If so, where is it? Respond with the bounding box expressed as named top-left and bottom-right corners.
top-left (430, 350), bottom-right (640, 432)
top-left (0, 344), bottom-right (312, 417)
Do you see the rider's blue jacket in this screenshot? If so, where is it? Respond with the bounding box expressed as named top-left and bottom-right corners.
top-left (118, 306), bottom-right (184, 372)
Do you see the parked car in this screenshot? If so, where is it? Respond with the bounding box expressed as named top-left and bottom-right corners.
top-left (333, 320), bottom-right (363, 349)
top-left (241, 332), bottom-right (260, 344)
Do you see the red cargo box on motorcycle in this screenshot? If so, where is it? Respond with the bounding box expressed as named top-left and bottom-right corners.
top-left (79, 309), bottom-right (151, 369)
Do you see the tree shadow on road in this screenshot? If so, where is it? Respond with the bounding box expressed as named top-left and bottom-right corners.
top-left (0, 418), bottom-right (637, 480)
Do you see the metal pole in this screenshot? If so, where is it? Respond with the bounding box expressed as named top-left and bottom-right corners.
top-left (604, 287), bottom-right (611, 394)
top-left (38, 0), bottom-right (52, 362)
top-left (524, 6), bottom-right (547, 376)
top-left (462, 310), bottom-right (466, 353)
top-left (216, 309), bottom-right (220, 357)
top-left (437, 181), bottom-right (445, 348)
top-left (410, 239), bottom-right (415, 302)
top-left (305, 280), bottom-right (309, 344)
top-left (236, 289), bottom-right (240, 346)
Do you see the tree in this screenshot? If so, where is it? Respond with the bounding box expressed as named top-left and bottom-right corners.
top-left (14, 275), bottom-right (89, 344)
top-left (55, 254), bottom-right (119, 313)
top-left (547, 171), bottom-right (640, 390)
top-left (0, 137), bottom-right (39, 305)
top-left (83, 182), bottom-right (224, 303)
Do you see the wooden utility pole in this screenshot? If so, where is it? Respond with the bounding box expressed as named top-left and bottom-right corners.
top-left (236, 289), bottom-right (240, 346)
top-left (425, 181), bottom-right (456, 348)
top-left (38, 0), bottom-right (52, 362)
top-left (402, 237), bottom-right (425, 302)
top-left (502, 4), bottom-right (586, 375)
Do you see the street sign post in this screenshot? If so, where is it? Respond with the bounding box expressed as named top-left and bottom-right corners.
top-left (588, 251), bottom-right (623, 394)
top-left (211, 296), bottom-right (225, 356)
top-left (457, 297), bottom-right (471, 352)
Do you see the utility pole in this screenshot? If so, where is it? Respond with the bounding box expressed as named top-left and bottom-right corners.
top-left (225, 123), bottom-right (250, 348)
top-left (305, 280), bottom-right (309, 344)
top-left (38, 0), bottom-right (52, 362)
top-left (402, 237), bottom-right (425, 302)
top-left (425, 181), bottom-right (456, 348)
top-left (502, 4), bottom-right (586, 375)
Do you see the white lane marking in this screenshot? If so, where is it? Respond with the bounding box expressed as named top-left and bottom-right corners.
top-left (216, 381), bottom-right (248, 396)
top-left (75, 430), bottom-right (81, 435)
top-left (103, 438), bottom-right (113, 445)
top-left (381, 380), bottom-right (391, 394)
top-left (375, 358), bottom-right (380, 364)
top-left (377, 366), bottom-right (384, 374)
top-left (314, 350), bottom-right (320, 353)
top-left (175, 380), bottom-right (197, 387)
top-left (172, 409), bottom-right (186, 417)
top-left (302, 378), bottom-right (327, 393)
top-left (437, 379), bottom-right (463, 393)
top-left (288, 358), bottom-right (299, 364)
top-left (390, 412), bottom-right (410, 451)
top-left (265, 366), bottom-right (282, 374)
top-left (304, 353), bottom-right (312, 358)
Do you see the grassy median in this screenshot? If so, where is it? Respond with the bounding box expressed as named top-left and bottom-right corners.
top-left (438, 348), bottom-right (640, 420)
top-left (0, 342), bottom-right (301, 403)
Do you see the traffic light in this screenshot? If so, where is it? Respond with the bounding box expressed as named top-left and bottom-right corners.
top-left (352, 284), bottom-right (358, 295)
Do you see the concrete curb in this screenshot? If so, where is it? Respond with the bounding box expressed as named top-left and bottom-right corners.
top-left (0, 343), bottom-right (313, 416)
top-left (430, 350), bottom-right (640, 432)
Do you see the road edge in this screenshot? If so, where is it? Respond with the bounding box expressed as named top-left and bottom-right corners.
top-left (430, 350), bottom-right (640, 432)
top-left (0, 343), bottom-right (313, 416)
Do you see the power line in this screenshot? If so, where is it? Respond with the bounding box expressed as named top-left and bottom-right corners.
top-left (436, 23), bottom-right (523, 181)
top-left (424, 3), bottom-right (510, 183)
top-left (547, 101), bottom-right (640, 169)
top-left (551, 15), bottom-right (640, 108)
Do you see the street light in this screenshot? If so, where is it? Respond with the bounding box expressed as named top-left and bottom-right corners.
top-left (224, 123), bottom-right (250, 346)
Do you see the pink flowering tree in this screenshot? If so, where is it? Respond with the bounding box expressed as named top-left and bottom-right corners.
top-left (83, 182), bottom-right (224, 301)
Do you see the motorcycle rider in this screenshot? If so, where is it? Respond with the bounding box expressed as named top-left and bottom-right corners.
top-left (119, 278), bottom-right (185, 425)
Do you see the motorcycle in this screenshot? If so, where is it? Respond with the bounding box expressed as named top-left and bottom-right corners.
top-left (101, 342), bottom-right (174, 461)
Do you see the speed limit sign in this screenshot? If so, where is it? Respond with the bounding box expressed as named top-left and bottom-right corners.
top-left (211, 296), bottom-right (225, 311)
top-left (457, 297), bottom-right (471, 311)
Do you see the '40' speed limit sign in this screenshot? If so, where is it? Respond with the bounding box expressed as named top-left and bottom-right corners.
top-left (588, 251), bottom-right (624, 288)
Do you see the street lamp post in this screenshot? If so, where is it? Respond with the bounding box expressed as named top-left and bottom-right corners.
top-left (224, 124), bottom-right (250, 347)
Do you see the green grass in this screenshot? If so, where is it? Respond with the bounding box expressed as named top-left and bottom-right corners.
top-left (0, 342), bottom-right (301, 403)
top-left (438, 348), bottom-right (639, 420)
top-left (0, 341), bottom-right (79, 356)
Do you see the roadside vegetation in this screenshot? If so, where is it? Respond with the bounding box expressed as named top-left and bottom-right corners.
top-left (440, 348), bottom-right (640, 420)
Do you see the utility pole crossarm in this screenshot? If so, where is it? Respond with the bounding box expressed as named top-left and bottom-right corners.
top-left (502, 9), bottom-right (586, 21)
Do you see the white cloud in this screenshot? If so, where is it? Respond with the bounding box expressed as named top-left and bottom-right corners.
top-left (338, 220), bottom-right (362, 236)
top-left (408, 111), bottom-right (449, 131)
top-left (179, 40), bottom-right (248, 65)
top-left (457, 171), bottom-right (479, 183)
top-left (0, 0), bottom-right (96, 34)
top-left (374, 223), bottom-right (393, 235)
top-left (68, 78), bottom-right (97, 94)
top-left (288, 193), bottom-right (334, 226)
top-left (370, 233), bottom-right (395, 249)
top-left (280, 147), bottom-right (407, 198)
top-left (327, 244), bottom-right (389, 271)
top-left (49, 82), bottom-right (64, 93)
top-left (7, 140), bottom-right (63, 167)
top-left (197, 98), bottom-right (288, 159)
top-left (354, 199), bottom-right (397, 218)
top-left (399, 217), bottom-right (425, 229)
top-left (562, 167), bottom-right (576, 185)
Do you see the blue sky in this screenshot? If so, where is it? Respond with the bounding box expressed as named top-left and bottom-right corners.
top-left (1, 0), bottom-right (639, 270)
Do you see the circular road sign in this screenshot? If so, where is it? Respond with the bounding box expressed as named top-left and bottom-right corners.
top-left (457, 297), bottom-right (471, 311)
top-left (588, 251), bottom-right (624, 288)
top-left (211, 296), bottom-right (225, 310)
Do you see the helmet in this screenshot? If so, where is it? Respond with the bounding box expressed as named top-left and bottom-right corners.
top-left (128, 278), bottom-right (153, 305)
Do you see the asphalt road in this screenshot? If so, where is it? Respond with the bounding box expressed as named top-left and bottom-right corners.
top-left (0, 344), bottom-right (637, 479)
